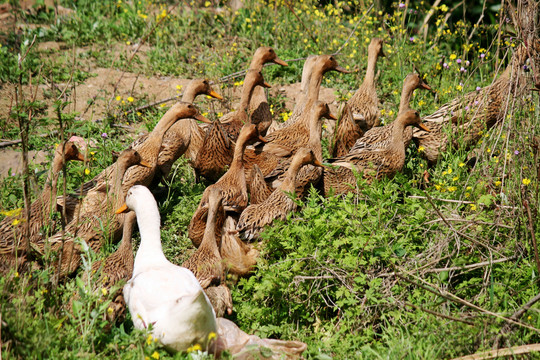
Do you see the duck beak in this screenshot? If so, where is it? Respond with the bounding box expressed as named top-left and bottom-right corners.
top-left (115, 203), bottom-right (129, 214)
top-left (194, 113), bottom-right (211, 124)
top-left (334, 65), bottom-right (353, 74)
top-left (138, 160), bottom-right (152, 168)
top-left (208, 90), bottom-right (223, 100)
top-left (273, 57), bottom-right (288, 66)
top-left (419, 82), bottom-right (432, 91)
top-left (416, 123), bottom-right (431, 132)
top-left (313, 159), bottom-right (326, 168)
top-left (327, 112), bottom-right (338, 120)
top-left (76, 153), bottom-right (86, 162)
top-left (262, 82), bottom-right (272, 89)
top-left (258, 135), bottom-right (268, 143)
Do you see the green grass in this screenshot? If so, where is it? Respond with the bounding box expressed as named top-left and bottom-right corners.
top-left (1, 0), bottom-right (539, 358)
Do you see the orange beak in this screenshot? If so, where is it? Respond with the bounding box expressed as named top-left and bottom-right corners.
top-left (334, 65), bottom-right (353, 74)
top-left (327, 113), bottom-right (338, 120)
top-left (416, 123), bottom-right (431, 132)
top-left (273, 57), bottom-right (288, 66)
top-left (76, 153), bottom-right (86, 162)
top-left (115, 203), bottom-right (129, 214)
top-left (262, 82), bottom-right (271, 89)
top-left (313, 159), bottom-right (326, 169)
top-left (194, 114), bottom-right (211, 124)
top-left (208, 90), bottom-right (223, 100)
top-left (258, 135), bottom-right (268, 143)
top-left (419, 82), bottom-right (432, 91)
top-left (138, 160), bottom-right (152, 168)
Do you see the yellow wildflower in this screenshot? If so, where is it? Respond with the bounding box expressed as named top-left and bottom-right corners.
top-left (208, 332), bottom-right (217, 340)
top-left (495, 180), bottom-right (501, 186)
top-left (84, 168), bottom-right (90, 175)
top-left (107, 307), bottom-right (114, 314)
top-left (447, 168), bottom-right (452, 174)
top-left (469, 203), bottom-right (477, 211)
top-left (449, 54), bottom-right (457, 60)
top-left (101, 288), bottom-right (108, 296)
top-left (14, 272), bottom-right (19, 278)
top-left (146, 335), bottom-right (153, 346)
top-left (523, 178), bottom-right (531, 185)
top-left (127, 96), bottom-right (134, 103)
top-left (151, 351), bottom-right (159, 359)
top-left (115, 96), bottom-right (121, 101)
top-left (12, 218), bottom-right (21, 226)
top-left (418, 146), bottom-right (425, 152)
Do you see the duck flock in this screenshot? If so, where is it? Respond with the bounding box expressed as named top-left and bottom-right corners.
top-left (1, 39), bottom-right (538, 356)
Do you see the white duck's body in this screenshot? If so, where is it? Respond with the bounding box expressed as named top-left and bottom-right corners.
top-left (121, 185), bottom-right (217, 352)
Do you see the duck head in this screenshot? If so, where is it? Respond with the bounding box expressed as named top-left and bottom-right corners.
top-left (315, 55), bottom-right (352, 74)
top-left (117, 148), bottom-right (152, 168)
top-left (171, 102), bottom-right (211, 124)
top-left (399, 109), bottom-right (430, 132)
top-left (404, 73), bottom-right (432, 91)
top-left (294, 147), bottom-right (325, 168)
top-left (238, 123), bottom-right (267, 145)
top-left (60, 141), bottom-right (86, 162)
top-left (253, 46), bottom-right (288, 67)
top-left (368, 38), bottom-right (386, 58)
top-left (313, 101), bottom-right (337, 120)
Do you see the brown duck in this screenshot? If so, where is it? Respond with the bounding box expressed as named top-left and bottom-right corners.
top-left (349, 73), bottom-right (431, 152)
top-left (264, 101), bottom-right (336, 193)
top-left (413, 42), bottom-right (539, 164)
top-left (194, 70), bottom-right (270, 181)
top-left (322, 109), bottom-right (429, 196)
top-left (246, 46), bottom-right (288, 136)
top-left (45, 148), bottom-right (150, 277)
top-left (150, 79), bottom-right (221, 183)
top-left (236, 148), bottom-right (324, 241)
top-left (331, 38), bottom-right (385, 157)
top-left (259, 55), bottom-right (347, 153)
top-left (183, 186), bottom-right (224, 289)
top-left (221, 215), bottom-right (259, 276)
top-left (0, 142), bottom-right (85, 272)
top-left (189, 124), bottom-right (266, 246)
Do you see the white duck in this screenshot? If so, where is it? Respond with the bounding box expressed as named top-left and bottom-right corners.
top-left (117, 185), bottom-right (217, 352)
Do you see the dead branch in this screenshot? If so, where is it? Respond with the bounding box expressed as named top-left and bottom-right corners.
top-left (395, 268), bottom-right (540, 334)
top-left (523, 199), bottom-right (540, 275)
top-left (424, 191), bottom-right (500, 254)
top-left (451, 343), bottom-right (540, 360)
top-left (379, 256), bottom-right (516, 277)
top-left (403, 301), bottom-right (475, 326)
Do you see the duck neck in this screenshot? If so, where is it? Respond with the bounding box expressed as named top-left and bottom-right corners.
top-left (133, 203), bottom-right (167, 272)
top-left (389, 118), bottom-right (407, 152)
top-left (44, 152), bottom-right (66, 213)
top-left (281, 158), bottom-right (304, 193)
top-left (231, 132), bottom-right (249, 169)
top-left (363, 51), bottom-right (379, 87)
top-left (308, 116), bottom-right (323, 160)
top-left (239, 80), bottom-right (257, 113)
top-left (306, 67), bottom-right (324, 105)
top-left (399, 83), bottom-right (415, 113)
top-left (112, 160), bottom-right (131, 209)
top-left (200, 201), bottom-right (221, 255)
top-left (181, 88), bottom-right (198, 103)
top-left (249, 57), bottom-right (264, 72)
top-left (119, 211), bottom-right (136, 269)
top-left (145, 109), bottom-right (179, 163)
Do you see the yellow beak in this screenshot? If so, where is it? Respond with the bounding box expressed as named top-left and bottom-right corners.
top-left (115, 203), bottom-right (129, 214)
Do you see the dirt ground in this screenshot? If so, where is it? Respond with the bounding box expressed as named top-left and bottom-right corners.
top-left (0, 29), bottom-right (340, 179)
